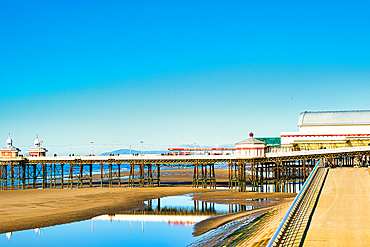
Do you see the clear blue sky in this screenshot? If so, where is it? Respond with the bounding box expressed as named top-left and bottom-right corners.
top-left (1, 0), bottom-right (370, 155)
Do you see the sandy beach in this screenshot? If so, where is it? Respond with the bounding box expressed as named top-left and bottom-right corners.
top-left (0, 187), bottom-right (206, 234)
top-left (0, 171), bottom-right (296, 245)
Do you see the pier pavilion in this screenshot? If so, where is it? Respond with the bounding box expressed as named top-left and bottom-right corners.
top-left (0, 135), bottom-right (20, 158)
top-left (26, 136), bottom-right (48, 157)
top-left (235, 132), bottom-right (266, 157)
top-left (281, 110), bottom-right (370, 150)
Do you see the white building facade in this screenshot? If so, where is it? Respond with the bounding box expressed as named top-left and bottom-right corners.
top-left (235, 133), bottom-right (267, 158)
top-left (281, 110), bottom-right (370, 150)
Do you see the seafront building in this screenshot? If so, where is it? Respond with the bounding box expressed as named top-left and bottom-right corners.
top-left (280, 110), bottom-right (370, 150)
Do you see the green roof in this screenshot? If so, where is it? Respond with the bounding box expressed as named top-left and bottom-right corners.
top-left (255, 137), bottom-right (281, 146)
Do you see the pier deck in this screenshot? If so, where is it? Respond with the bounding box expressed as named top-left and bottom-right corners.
top-left (303, 168), bottom-right (370, 246)
top-left (1, 146), bottom-right (370, 192)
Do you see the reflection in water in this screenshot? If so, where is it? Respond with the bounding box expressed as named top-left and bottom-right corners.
top-left (5, 228), bottom-right (42, 242)
top-left (94, 194), bottom-right (251, 227)
top-left (248, 180), bottom-right (304, 193)
top-left (137, 195), bottom-right (250, 216)
top-left (94, 214), bottom-right (209, 226)
top-left (2, 220), bottom-right (200, 247)
top-left (1, 193), bottom-right (256, 246)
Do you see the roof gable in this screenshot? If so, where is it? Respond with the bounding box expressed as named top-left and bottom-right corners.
top-left (236, 138), bottom-right (266, 145)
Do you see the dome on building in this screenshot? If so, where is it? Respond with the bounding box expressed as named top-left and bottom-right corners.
top-left (0, 134), bottom-right (20, 157)
top-left (34, 135), bottom-right (41, 147)
top-left (27, 135), bottom-right (47, 157)
top-left (6, 134), bottom-right (12, 147)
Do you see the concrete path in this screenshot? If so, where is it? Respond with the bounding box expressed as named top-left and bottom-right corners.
top-left (304, 168), bottom-right (370, 246)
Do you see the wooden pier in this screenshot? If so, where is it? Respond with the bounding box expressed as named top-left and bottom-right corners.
top-left (1, 147), bottom-right (370, 192)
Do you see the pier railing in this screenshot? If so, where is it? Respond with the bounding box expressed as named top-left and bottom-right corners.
top-left (267, 159), bottom-right (327, 247)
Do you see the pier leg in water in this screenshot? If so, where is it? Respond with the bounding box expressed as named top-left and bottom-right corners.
top-left (52, 164), bottom-right (56, 188)
top-left (33, 164), bottom-right (36, 189)
top-left (228, 162), bottom-right (232, 188)
top-left (139, 162), bottom-right (144, 188)
top-left (194, 163), bottom-right (199, 188)
top-left (90, 164), bottom-right (93, 187)
top-left (109, 163), bottom-right (112, 188)
top-left (234, 163), bottom-right (238, 188)
top-left (11, 164), bottom-right (14, 190)
top-left (148, 163), bottom-right (153, 187)
top-left (211, 163), bottom-right (216, 188)
top-left (1, 165), bottom-right (6, 190)
top-left (238, 161), bottom-right (246, 192)
top-left (0, 166), bottom-right (3, 190)
top-left (100, 163), bottom-right (103, 188)
top-left (61, 164), bottom-right (64, 189)
top-left (69, 164), bottom-right (74, 189)
top-left (41, 164), bottom-right (45, 189)
top-left (128, 163), bottom-right (133, 187)
top-left (118, 164), bottom-right (121, 186)
top-left (79, 163), bottom-right (83, 188)
top-left (260, 163), bottom-right (264, 192)
top-left (22, 163), bottom-right (26, 189)
top-left (193, 162), bottom-right (197, 187)
top-left (201, 163), bottom-right (206, 188)
top-left (157, 164), bottom-right (160, 187)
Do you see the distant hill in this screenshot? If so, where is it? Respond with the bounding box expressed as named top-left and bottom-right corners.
top-left (101, 149), bottom-right (168, 156)
top-left (101, 144), bottom-right (237, 156)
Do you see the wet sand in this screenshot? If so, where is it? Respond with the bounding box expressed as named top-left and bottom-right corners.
top-left (191, 192), bottom-right (295, 237)
top-left (0, 171), bottom-right (296, 245)
top-left (0, 187), bottom-right (207, 234)
top-left (192, 202), bottom-right (293, 246)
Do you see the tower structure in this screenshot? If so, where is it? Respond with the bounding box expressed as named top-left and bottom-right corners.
top-left (27, 135), bottom-right (48, 157)
top-left (0, 134), bottom-right (20, 158)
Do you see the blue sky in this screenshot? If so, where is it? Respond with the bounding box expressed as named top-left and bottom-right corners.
top-left (1, 0), bottom-right (370, 155)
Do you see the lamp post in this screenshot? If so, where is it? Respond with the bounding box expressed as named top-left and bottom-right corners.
top-left (90, 142), bottom-right (93, 156)
top-left (140, 141), bottom-right (144, 155)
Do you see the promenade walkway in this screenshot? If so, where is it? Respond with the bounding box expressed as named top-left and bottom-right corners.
top-left (304, 168), bottom-right (370, 246)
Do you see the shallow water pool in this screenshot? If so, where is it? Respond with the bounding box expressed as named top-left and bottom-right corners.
top-left (1, 193), bottom-right (248, 246)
